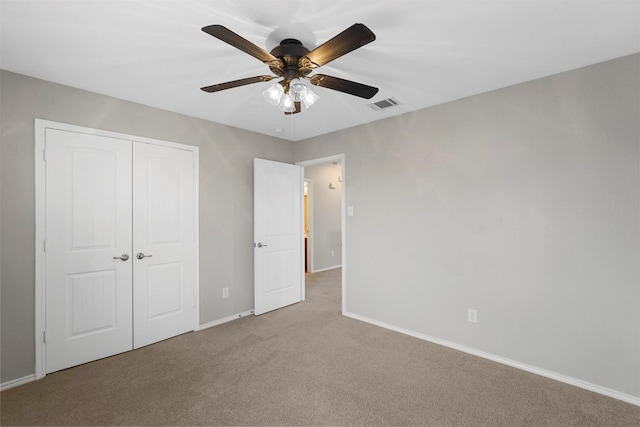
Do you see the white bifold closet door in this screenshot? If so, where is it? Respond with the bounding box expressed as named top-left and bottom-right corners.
top-left (44, 129), bottom-right (195, 374)
top-left (132, 143), bottom-right (195, 349)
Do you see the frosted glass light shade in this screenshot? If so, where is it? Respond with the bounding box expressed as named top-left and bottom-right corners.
top-left (289, 82), bottom-right (306, 102)
top-left (301, 87), bottom-right (320, 108)
top-left (290, 82), bottom-right (319, 108)
top-left (278, 94), bottom-right (296, 112)
top-left (263, 83), bottom-right (284, 106)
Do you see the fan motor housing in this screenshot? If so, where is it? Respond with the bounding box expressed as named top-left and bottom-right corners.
top-left (270, 38), bottom-right (309, 59)
top-left (269, 39), bottom-right (312, 79)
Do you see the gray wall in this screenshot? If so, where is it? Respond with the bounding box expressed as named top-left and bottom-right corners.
top-left (295, 54), bottom-right (640, 399)
top-left (0, 70), bottom-right (294, 383)
top-left (2, 53), bottom-right (639, 400)
top-left (305, 163), bottom-right (342, 271)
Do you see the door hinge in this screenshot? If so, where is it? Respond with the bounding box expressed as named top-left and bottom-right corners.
top-left (43, 240), bottom-right (46, 252)
top-left (43, 149), bottom-right (47, 161)
top-left (43, 331), bottom-right (47, 343)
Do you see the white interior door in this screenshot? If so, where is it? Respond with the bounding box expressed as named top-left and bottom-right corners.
top-left (44, 129), bottom-right (133, 373)
top-left (254, 158), bottom-right (303, 315)
top-left (133, 143), bottom-right (195, 348)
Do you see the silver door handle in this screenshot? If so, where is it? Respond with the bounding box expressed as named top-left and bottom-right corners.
top-left (113, 254), bottom-right (129, 261)
top-left (136, 253), bottom-right (153, 260)
top-left (256, 243), bottom-right (268, 248)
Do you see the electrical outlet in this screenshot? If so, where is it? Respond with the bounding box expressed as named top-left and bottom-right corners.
top-left (468, 308), bottom-right (478, 323)
top-left (222, 288), bottom-right (229, 299)
top-left (331, 250), bottom-right (335, 257)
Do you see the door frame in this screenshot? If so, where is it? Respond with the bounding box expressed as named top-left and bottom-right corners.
top-left (304, 178), bottom-right (314, 273)
top-left (34, 119), bottom-right (200, 380)
top-left (296, 154), bottom-right (346, 315)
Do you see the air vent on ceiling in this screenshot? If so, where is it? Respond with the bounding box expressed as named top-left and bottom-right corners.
top-left (368, 97), bottom-right (401, 111)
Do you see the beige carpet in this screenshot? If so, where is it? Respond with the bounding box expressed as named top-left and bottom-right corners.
top-left (2, 268), bottom-right (639, 426)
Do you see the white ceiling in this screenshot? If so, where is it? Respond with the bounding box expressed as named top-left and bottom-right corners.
top-left (1, 0), bottom-right (639, 141)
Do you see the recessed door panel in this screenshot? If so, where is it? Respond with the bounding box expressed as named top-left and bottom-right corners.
top-left (68, 270), bottom-right (118, 337)
top-left (70, 150), bottom-right (117, 249)
top-left (263, 250), bottom-right (295, 293)
top-left (263, 172), bottom-right (295, 237)
top-left (147, 157), bottom-right (182, 244)
top-left (147, 262), bottom-right (183, 319)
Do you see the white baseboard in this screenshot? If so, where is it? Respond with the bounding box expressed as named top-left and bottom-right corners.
top-left (343, 311), bottom-right (640, 407)
top-left (198, 310), bottom-right (254, 330)
top-left (1, 374), bottom-right (36, 391)
top-left (311, 264), bottom-right (342, 273)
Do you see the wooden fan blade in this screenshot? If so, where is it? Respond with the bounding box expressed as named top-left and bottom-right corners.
top-left (202, 25), bottom-right (282, 66)
top-left (201, 75), bottom-right (273, 93)
top-left (309, 74), bottom-right (378, 99)
top-left (285, 101), bottom-right (302, 115)
top-left (301, 23), bottom-right (375, 69)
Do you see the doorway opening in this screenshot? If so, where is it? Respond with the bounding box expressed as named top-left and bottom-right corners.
top-left (297, 154), bottom-right (346, 314)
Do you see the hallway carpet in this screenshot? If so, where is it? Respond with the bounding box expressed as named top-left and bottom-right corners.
top-left (2, 268), bottom-right (639, 426)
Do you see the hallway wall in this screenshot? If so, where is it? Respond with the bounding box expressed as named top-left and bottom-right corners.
top-left (305, 163), bottom-right (342, 272)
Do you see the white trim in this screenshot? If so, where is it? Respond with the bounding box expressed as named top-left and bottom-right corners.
top-left (304, 178), bottom-right (314, 274)
top-left (34, 119), bottom-right (46, 380)
top-left (344, 311), bottom-right (640, 407)
top-left (1, 374), bottom-right (36, 391)
top-left (296, 154), bottom-right (347, 315)
top-left (311, 265), bottom-right (342, 273)
top-left (36, 119), bottom-right (198, 151)
top-left (199, 310), bottom-right (255, 330)
top-left (299, 166), bottom-right (305, 302)
top-left (192, 145), bottom-right (200, 330)
top-left (34, 118), bottom-right (200, 378)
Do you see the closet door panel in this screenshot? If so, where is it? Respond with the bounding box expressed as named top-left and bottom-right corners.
top-left (44, 129), bottom-right (133, 373)
top-left (133, 143), bottom-right (195, 348)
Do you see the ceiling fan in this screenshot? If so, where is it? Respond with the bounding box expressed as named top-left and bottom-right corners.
top-left (200, 23), bottom-right (379, 114)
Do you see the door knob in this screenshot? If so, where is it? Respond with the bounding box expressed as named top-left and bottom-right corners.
top-left (256, 242), bottom-right (268, 248)
top-left (113, 254), bottom-right (129, 261)
top-left (136, 252), bottom-right (153, 260)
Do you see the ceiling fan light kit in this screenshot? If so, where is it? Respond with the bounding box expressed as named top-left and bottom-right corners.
top-left (201, 23), bottom-right (379, 115)
top-left (262, 80), bottom-right (320, 113)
